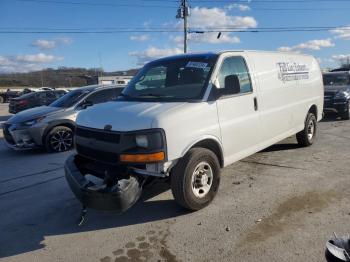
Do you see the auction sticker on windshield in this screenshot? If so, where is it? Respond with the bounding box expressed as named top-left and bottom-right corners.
top-left (186, 61), bottom-right (209, 69)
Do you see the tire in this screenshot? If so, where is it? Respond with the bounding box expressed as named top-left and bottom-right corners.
top-left (296, 112), bottom-right (317, 147)
top-left (45, 126), bottom-right (74, 153)
top-left (171, 148), bottom-right (221, 211)
top-left (0, 95), bottom-right (4, 104)
top-left (340, 102), bottom-right (350, 120)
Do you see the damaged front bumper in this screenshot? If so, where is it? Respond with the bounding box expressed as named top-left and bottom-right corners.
top-left (64, 154), bottom-right (144, 211)
top-left (2, 122), bottom-right (45, 150)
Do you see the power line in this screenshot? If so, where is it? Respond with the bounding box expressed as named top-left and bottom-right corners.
top-left (0, 26), bottom-right (348, 34)
top-left (249, 7), bottom-right (350, 11)
top-left (9, 0), bottom-right (350, 11)
top-left (190, 0), bottom-right (350, 2)
top-left (0, 25), bottom-right (347, 30)
top-left (16, 0), bottom-right (177, 8)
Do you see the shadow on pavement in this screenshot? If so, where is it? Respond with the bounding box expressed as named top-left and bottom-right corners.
top-left (262, 143), bottom-right (300, 153)
top-left (321, 113), bottom-right (343, 122)
top-left (0, 180), bottom-right (188, 258)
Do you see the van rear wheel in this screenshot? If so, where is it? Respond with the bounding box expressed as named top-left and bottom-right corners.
top-left (171, 148), bottom-right (220, 211)
top-left (296, 112), bottom-right (317, 147)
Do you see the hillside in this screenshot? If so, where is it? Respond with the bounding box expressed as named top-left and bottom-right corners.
top-left (0, 67), bottom-right (139, 88)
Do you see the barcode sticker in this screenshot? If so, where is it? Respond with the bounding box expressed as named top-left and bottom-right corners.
top-left (186, 61), bottom-right (208, 69)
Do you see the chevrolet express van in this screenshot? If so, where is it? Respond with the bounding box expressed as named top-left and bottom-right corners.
top-left (65, 51), bottom-right (324, 213)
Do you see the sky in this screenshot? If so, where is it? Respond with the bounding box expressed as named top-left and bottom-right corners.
top-left (0, 0), bottom-right (350, 73)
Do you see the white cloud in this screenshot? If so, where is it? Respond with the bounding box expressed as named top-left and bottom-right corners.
top-left (57, 37), bottom-right (73, 45)
top-left (143, 20), bottom-right (152, 28)
top-left (31, 37), bottom-right (73, 50)
top-left (32, 39), bottom-right (56, 50)
top-left (129, 47), bottom-right (183, 65)
top-left (278, 39), bottom-right (335, 53)
top-left (16, 53), bottom-right (63, 63)
top-left (331, 54), bottom-right (350, 64)
top-left (0, 53), bottom-right (63, 73)
top-left (171, 6), bottom-right (257, 45)
top-left (189, 7), bottom-right (257, 29)
top-left (226, 4), bottom-right (251, 11)
top-left (130, 35), bottom-right (150, 42)
top-left (331, 25), bottom-right (350, 40)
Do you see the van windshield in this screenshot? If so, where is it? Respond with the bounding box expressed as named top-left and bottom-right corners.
top-left (120, 54), bottom-right (218, 102)
top-left (323, 74), bottom-right (350, 86)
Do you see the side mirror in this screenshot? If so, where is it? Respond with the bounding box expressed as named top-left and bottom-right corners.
top-left (80, 100), bottom-right (93, 109)
top-left (224, 75), bottom-right (241, 95)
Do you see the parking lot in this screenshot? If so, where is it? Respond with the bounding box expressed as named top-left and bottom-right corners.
top-left (0, 102), bottom-right (350, 262)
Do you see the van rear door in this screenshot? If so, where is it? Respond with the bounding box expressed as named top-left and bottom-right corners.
top-left (215, 55), bottom-right (261, 165)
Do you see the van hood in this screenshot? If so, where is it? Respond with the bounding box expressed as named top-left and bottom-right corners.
top-left (7, 106), bottom-right (63, 124)
top-left (76, 101), bottom-right (187, 131)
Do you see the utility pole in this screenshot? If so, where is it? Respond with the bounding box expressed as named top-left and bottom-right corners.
top-left (176, 0), bottom-right (190, 53)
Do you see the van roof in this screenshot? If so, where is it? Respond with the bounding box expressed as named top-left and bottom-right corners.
top-left (151, 50), bottom-right (314, 63)
top-left (219, 50), bottom-right (314, 57)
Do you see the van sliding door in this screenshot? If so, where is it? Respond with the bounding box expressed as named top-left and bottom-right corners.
top-left (216, 55), bottom-right (261, 165)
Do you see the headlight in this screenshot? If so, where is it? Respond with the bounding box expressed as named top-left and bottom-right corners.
top-left (135, 135), bottom-right (148, 148)
top-left (335, 91), bottom-right (349, 99)
top-left (22, 116), bottom-right (45, 127)
top-left (120, 129), bottom-right (166, 163)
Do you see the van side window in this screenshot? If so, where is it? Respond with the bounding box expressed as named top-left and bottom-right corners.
top-left (218, 56), bottom-right (252, 94)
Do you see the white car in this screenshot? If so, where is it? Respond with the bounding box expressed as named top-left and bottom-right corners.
top-left (64, 51), bottom-right (324, 212)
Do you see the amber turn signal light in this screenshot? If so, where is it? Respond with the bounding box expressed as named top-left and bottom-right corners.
top-left (120, 152), bottom-right (165, 163)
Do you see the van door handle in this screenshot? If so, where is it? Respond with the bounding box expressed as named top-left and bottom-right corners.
top-left (254, 97), bottom-right (258, 111)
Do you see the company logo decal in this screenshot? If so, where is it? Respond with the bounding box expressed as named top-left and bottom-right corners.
top-left (277, 62), bottom-right (309, 82)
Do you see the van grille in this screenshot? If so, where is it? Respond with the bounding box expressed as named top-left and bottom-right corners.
top-left (75, 126), bottom-right (120, 143)
top-left (76, 144), bottom-right (119, 164)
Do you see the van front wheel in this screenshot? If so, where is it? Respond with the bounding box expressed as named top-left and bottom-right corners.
top-left (171, 148), bottom-right (221, 211)
top-left (296, 112), bottom-right (317, 147)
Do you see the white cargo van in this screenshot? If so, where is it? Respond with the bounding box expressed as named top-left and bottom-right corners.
top-left (65, 51), bottom-right (323, 213)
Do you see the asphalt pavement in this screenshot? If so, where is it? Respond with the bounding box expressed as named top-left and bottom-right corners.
top-left (0, 102), bottom-right (350, 262)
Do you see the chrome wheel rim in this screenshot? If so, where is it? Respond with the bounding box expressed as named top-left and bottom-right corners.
top-left (307, 120), bottom-right (315, 141)
top-left (191, 161), bottom-right (213, 198)
top-left (50, 130), bottom-right (73, 152)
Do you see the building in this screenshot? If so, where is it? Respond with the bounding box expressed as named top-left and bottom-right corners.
top-left (98, 76), bottom-right (133, 87)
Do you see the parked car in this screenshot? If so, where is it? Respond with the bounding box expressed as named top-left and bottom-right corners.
top-left (323, 71), bottom-right (350, 120)
top-left (8, 90), bottom-right (67, 114)
top-left (64, 51), bottom-right (323, 213)
top-left (0, 90), bottom-right (21, 103)
top-left (2, 85), bottom-right (123, 152)
top-left (37, 87), bottom-right (55, 91)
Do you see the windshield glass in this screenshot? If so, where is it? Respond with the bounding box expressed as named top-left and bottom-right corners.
top-left (323, 74), bottom-right (350, 86)
top-left (120, 54), bottom-right (218, 101)
top-left (50, 89), bottom-right (91, 108)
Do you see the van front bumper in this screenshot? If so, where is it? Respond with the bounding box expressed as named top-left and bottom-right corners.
top-left (64, 155), bottom-right (143, 211)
